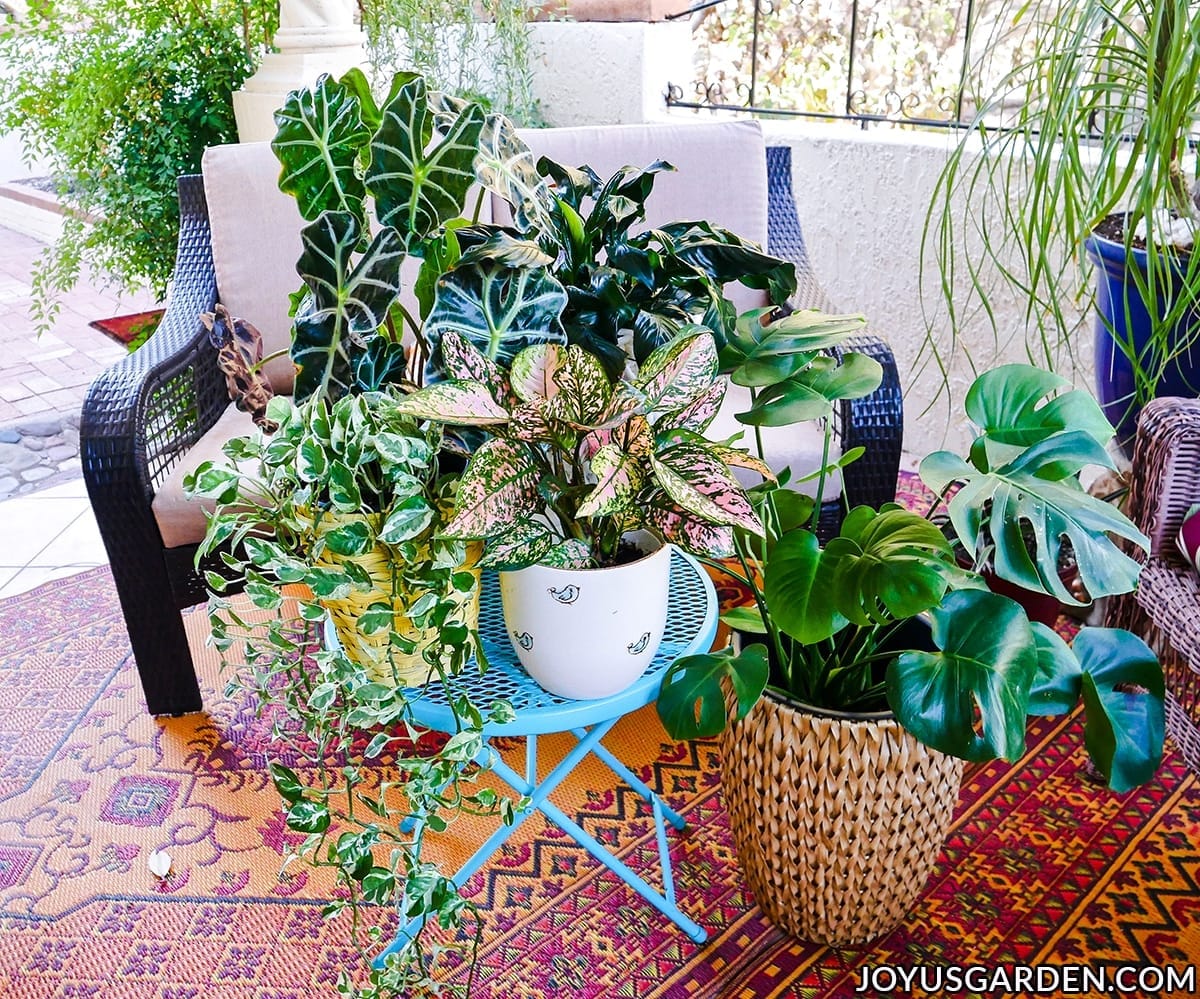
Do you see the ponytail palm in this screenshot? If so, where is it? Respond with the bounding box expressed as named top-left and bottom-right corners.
top-left (925, 0), bottom-right (1200, 412)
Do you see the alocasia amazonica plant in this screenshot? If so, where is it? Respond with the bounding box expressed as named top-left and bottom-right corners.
top-left (270, 69), bottom-right (801, 403)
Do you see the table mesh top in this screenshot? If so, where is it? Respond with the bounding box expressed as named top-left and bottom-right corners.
top-left (409, 548), bottom-right (717, 736)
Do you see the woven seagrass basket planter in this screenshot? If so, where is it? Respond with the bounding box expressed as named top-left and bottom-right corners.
top-left (719, 688), bottom-right (964, 946)
top-left (305, 510), bottom-right (481, 686)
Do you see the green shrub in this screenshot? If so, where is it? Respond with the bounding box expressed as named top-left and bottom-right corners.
top-left (0, 2), bottom-right (277, 330)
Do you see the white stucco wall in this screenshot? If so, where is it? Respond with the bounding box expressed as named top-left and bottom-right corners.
top-left (529, 20), bottom-right (692, 126)
top-left (756, 119), bottom-right (1092, 457)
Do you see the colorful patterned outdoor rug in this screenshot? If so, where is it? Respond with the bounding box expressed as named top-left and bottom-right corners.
top-left (2, 561), bottom-right (1199, 995)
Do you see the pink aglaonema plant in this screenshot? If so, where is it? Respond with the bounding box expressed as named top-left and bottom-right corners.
top-left (395, 327), bottom-right (770, 568)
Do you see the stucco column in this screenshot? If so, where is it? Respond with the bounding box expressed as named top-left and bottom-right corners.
top-left (529, 1), bottom-right (692, 126)
top-left (233, 1), bottom-right (368, 142)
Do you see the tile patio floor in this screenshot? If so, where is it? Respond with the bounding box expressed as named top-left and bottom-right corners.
top-left (0, 222), bottom-right (156, 597)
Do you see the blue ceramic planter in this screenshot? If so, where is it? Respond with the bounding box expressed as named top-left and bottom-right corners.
top-left (1085, 229), bottom-right (1200, 455)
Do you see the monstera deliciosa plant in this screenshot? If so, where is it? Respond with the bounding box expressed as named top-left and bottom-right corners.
top-left (660, 363), bottom-right (1164, 791)
top-left (269, 69), bottom-right (798, 404)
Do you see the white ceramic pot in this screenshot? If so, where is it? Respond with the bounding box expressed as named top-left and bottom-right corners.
top-left (498, 539), bottom-right (673, 700)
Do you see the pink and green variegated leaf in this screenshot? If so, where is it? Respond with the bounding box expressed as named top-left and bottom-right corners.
top-left (581, 414), bottom-right (652, 461)
top-left (667, 378), bottom-right (727, 434)
top-left (634, 329), bottom-right (719, 413)
top-left (576, 443), bottom-right (647, 518)
top-left (442, 437), bottom-right (540, 538)
top-left (541, 539), bottom-right (593, 569)
top-left (646, 501), bottom-right (735, 558)
top-left (477, 521), bottom-right (555, 569)
top-left (708, 443), bottom-right (777, 482)
top-left (591, 382), bottom-right (644, 431)
top-left (509, 401), bottom-right (554, 442)
top-left (439, 330), bottom-right (512, 404)
top-left (394, 380), bottom-right (511, 425)
top-left (510, 343), bottom-right (568, 404)
top-left (543, 346), bottom-right (611, 428)
top-left (651, 442), bottom-right (763, 534)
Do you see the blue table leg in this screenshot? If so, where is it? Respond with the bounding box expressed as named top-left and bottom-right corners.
top-left (375, 720), bottom-right (708, 967)
top-left (572, 727), bottom-right (687, 830)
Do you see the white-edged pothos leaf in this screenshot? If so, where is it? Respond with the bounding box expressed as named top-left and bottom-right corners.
top-left (291, 211), bottom-right (405, 403)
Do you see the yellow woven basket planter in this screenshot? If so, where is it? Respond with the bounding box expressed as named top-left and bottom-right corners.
top-left (719, 688), bottom-right (963, 946)
top-left (304, 510), bottom-right (481, 687)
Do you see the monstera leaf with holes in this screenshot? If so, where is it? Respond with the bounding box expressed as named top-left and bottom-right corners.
top-left (655, 360), bottom-right (1164, 794)
top-left (291, 212), bottom-right (406, 403)
top-left (920, 363), bottom-right (1147, 603)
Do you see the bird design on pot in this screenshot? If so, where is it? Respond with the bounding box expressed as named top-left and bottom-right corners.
top-left (513, 631), bottom-right (534, 650)
top-left (548, 584), bottom-right (580, 604)
top-left (627, 632), bottom-right (651, 655)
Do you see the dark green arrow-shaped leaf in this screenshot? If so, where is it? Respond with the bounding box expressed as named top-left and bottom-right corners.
top-left (291, 211), bottom-right (405, 403)
top-left (272, 73), bottom-right (370, 224)
top-left (365, 76), bottom-right (486, 248)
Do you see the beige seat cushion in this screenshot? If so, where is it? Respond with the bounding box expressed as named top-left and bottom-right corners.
top-left (151, 403), bottom-right (264, 549)
top-left (709, 383), bottom-right (843, 502)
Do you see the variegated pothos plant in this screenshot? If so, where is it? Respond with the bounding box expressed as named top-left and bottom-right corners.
top-left (396, 327), bottom-right (771, 569)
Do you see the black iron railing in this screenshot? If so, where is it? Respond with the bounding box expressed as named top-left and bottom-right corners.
top-left (665, 0), bottom-right (981, 130)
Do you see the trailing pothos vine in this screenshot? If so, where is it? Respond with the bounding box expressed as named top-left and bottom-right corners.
top-left (188, 393), bottom-right (520, 997)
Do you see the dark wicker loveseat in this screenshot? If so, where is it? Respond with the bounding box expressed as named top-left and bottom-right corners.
top-left (80, 134), bottom-right (904, 716)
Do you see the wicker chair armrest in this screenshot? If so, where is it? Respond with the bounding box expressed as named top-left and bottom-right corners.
top-left (80, 175), bottom-right (225, 507)
top-left (1135, 558), bottom-right (1200, 677)
top-left (1126, 397), bottom-right (1200, 560)
top-left (828, 333), bottom-right (903, 511)
top-left (765, 145), bottom-right (902, 511)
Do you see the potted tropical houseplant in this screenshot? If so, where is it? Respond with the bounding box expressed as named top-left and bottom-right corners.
top-left (926, 0), bottom-right (1200, 450)
top-left (656, 361), bottom-right (1165, 946)
top-left (186, 67), bottom-right (865, 992)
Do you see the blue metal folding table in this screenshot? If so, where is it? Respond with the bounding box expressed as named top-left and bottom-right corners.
top-left (373, 547), bottom-right (717, 964)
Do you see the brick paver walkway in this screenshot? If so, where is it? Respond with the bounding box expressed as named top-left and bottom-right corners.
top-left (0, 223), bottom-right (158, 495)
